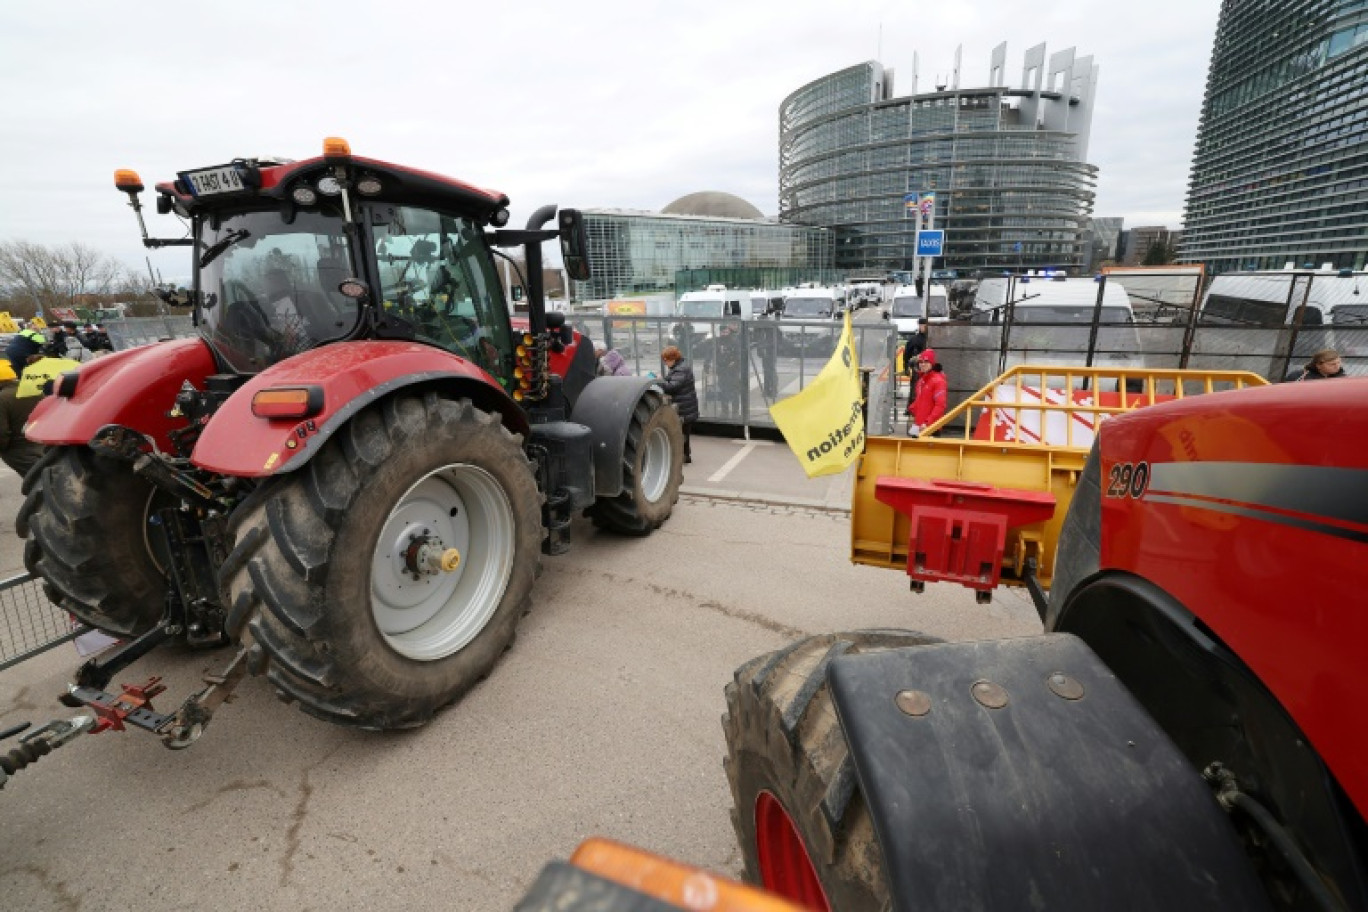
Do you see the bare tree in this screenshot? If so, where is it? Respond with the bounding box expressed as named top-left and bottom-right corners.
top-left (0, 240), bottom-right (134, 318)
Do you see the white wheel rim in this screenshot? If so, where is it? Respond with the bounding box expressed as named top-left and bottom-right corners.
top-left (640, 425), bottom-right (672, 503)
top-left (370, 463), bottom-right (514, 661)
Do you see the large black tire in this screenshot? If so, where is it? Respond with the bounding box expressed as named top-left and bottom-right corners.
top-left (220, 394), bottom-right (541, 730)
top-left (723, 630), bottom-right (941, 911)
top-left (20, 446), bottom-right (166, 636)
top-left (588, 392), bottom-right (684, 536)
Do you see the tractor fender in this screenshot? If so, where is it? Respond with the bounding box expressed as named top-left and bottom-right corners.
top-left (24, 338), bottom-right (219, 452)
top-left (192, 340), bottom-right (527, 477)
top-left (826, 634), bottom-right (1272, 909)
top-left (568, 376), bottom-right (668, 498)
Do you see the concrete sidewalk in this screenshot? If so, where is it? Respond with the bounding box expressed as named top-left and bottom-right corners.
top-left (681, 430), bottom-right (855, 512)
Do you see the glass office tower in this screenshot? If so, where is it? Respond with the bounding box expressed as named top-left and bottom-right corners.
top-left (1180, 0), bottom-right (1368, 272)
top-left (779, 45), bottom-right (1099, 274)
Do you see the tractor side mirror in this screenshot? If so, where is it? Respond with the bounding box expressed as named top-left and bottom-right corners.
top-left (558, 209), bottom-right (591, 281)
top-left (512, 285), bottom-right (524, 302)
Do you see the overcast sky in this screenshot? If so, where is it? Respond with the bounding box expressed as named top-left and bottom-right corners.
top-left (0, 0), bottom-right (1219, 279)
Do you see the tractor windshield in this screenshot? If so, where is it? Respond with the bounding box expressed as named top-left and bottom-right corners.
top-left (198, 208), bottom-right (361, 373)
top-left (370, 205), bottom-right (513, 382)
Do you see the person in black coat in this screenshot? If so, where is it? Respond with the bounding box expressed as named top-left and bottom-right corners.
top-left (661, 345), bottom-right (698, 464)
top-left (1285, 348), bottom-right (1346, 381)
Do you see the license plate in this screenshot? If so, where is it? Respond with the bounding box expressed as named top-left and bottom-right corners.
top-left (181, 165), bottom-right (246, 197)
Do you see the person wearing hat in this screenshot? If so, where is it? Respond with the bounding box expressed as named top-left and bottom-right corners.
top-left (1285, 348), bottom-right (1346, 382)
top-left (6, 324), bottom-right (48, 376)
top-left (906, 347), bottom-right (948, 437)
top-left (0, 358), bottom-right (46, 478)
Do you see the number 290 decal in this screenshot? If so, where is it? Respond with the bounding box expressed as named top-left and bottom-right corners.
top-left (1105, 461), bottom-right (1149, 498)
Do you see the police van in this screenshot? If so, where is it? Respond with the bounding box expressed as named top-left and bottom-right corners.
top-left (889, 283), bottom-right (950, 336)
top-left (778, 285), bottom-right (846, 355)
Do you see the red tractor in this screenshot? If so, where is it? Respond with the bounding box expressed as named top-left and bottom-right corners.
top-left (18, 138), bottom-right (684, 746)
top-left (721, 378), bottom-right (1368, 910)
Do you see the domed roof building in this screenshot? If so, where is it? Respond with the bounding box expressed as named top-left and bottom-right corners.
top-left (662, 191), bottom-right (765, 220)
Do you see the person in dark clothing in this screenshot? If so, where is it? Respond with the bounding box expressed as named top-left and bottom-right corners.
top-left (660, 345), bottom-right (698, 464)
top-left (901, 325), bottom-right (928, 373)
top-left (6, 326), bottom-right (47, 377)
top-left (1285, 348), bottom-right (1347, 382)
top-left (713, 322), bottom-right (744, 419)
top-left (45, 322), bottom-right (80, 358)
top-left (91, 324), bottom-right (114, 352)
top-left (0, 376), bottom-right (45, 478)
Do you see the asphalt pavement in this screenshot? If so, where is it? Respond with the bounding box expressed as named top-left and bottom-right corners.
top-left (0, 433), bottom-right (1041, 911)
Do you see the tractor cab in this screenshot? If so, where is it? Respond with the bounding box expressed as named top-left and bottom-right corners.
top-left (120, 138), bottom-right (525, 386)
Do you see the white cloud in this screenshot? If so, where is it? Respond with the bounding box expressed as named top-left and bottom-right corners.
top-left (0, 0), bottom-right (1216, 273)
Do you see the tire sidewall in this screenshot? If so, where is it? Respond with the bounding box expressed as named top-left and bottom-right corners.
top-left (315, 409), bottom-right (540, 704)
top-left (630, 398), bottom-right (684, 526)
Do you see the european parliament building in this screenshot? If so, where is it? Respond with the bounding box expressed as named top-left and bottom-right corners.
top-left (779, 45), bottom-right (1100, 273)
top-left (571, 200), bottom-right (835, 300)
top-left (1179, 0), bottom-right (1368, 272)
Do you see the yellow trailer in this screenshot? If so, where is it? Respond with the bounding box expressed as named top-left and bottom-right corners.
top-left (852, 365), bottom-right (1268, 602)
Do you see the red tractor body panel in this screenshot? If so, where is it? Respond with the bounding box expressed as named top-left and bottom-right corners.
top-left (191, 340), bottom-right (513, 477)
top-left (1098, 379), bottom-right (1368, 818)
top-left (24, 338), bottom-right (219, 451)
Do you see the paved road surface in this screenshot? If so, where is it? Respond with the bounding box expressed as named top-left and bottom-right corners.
top-left (0, 438), bottom-right (1042, 911)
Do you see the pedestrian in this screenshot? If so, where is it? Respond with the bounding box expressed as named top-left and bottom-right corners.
top-left (44, 321), bottom-right (79, 359)
top-left (90, 324), bottom-right (114, 352)
top-left (1285, 348), bottom-right (1346, 382)
top-left (901, 323), bottom-right (927, 373)
top-left (660, 345), bottom-right (698, 464)
top-left (753, 317), bottom-right (780, 400)
top-left (906, 347), bottom-right (948, 437)
top-left (595, 346), bottom-right (632, 377)
top-left (0, 360), bottom-right (46, 478)
top-left (713, 322), bottom-right (744, 419)
top-left (6, 324), bottom-right (48, 376)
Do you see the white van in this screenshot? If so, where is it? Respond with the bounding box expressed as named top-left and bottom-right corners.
top-left (750, 290), bottom-right (785, 318)
top-left (889, 283), bottom-right (950, 335)
top-left (778, 286), bottom-right (845, 354)
top-left (1199, 270), bottom-right (1366, 373)
top-left (846, 277), bottom-right (888, 309)
top-left (972, 277), bottom-right (1143, 383)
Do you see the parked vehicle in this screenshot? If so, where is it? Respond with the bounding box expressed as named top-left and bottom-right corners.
top-left (673, 285), bottom-right (751, 356)
top-left (1198, 269), bottom-right (1367, 370)
top-left (888, 283), bottom-right (949, 336)
top-left (724, 372), bottom-right (1366, 911)
top-left (845, 277), bottom-right (887, 310)
top-left (18, 138), bottom-right (685, 748)
top-left (777, 286), bottom-right (844, 355)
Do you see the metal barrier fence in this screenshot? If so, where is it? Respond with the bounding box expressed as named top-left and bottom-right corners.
top-left (0, 572), bottom-right (85, 673)
top-left (104, 315), bottom-right (196, 350)
top-left (925, 270), bottom-right (1366, 421)
top-left (570, 314), bottom-right (901, 436)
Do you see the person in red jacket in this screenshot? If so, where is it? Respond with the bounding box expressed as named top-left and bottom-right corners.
top-left (906, 347), bottom-right (948, 437)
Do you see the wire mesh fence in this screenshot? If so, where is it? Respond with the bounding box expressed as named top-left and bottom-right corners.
top-left (569, 314), bottom-right (900, 436)
top-left (104, 315), bottom-right (196, 350)
top-left (0, 572), bottom-right (84, 673)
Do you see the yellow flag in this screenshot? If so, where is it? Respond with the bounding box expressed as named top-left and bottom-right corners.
top-left (769, 313), bottom-right (865, 478)
top-left (18, 357), bottom-right (81, 398)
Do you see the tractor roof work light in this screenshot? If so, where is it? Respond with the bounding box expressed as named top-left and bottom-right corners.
top-left (322, 136), bottom-right (352, 163)
top-left (114, 169), bottom-right (144, 195)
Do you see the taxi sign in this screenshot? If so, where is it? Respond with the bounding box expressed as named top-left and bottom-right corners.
top-left (916, 230), bottom-right (944, 257)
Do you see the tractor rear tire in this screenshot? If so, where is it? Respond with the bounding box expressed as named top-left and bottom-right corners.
top-left (723, 630), bottom-right (941, 911)
top-left (220, 394), bottom-right (541, 730)
top-left (589, 392), bottom-right (684, 536)
top-left (20, 446), bottom-right (167, 636)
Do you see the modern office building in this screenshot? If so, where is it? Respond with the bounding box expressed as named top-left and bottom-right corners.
top-left (1179, 0), bottom-right (1368, 272)
top-left (570, 195), bottom-right (835, 300)
top-left (1082, 217), bottom-right (1124, 272)
top-left (779, 44), bottom-right (1100, 274)
top-left (1121, 226), bottom-right (1182, 265)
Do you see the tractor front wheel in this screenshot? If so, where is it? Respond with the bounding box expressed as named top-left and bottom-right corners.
top-left (588, 391), bottom-right (684, 536)
top-left (723, 630), bottom-right (941, 911)
top-left (221, 394), bottom-right (541, 729)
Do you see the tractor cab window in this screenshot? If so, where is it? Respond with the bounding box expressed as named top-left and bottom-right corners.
top-left (371, 205), bottom-right (512, 383)
top-left (198, 208), bottom-right (360, 373)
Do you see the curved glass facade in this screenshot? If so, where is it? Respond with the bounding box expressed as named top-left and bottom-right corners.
top-left (571, 210), bottom-right (833, 300)
top-left (1179, 0), bottom-right (1368, 273)
top-left (779, 56), bottom-right (1099, 273)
